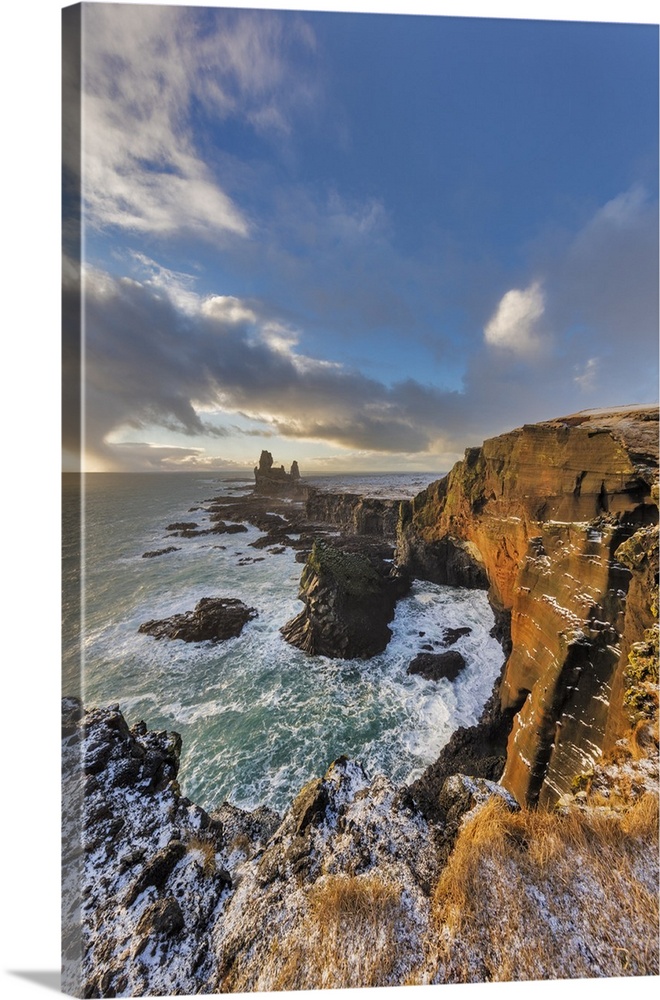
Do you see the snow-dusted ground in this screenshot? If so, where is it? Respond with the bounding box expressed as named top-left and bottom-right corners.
top-left (64, 689), bottom-right (659, 995)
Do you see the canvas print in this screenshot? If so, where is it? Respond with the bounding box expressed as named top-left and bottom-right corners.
top-left (61, 2), bottom-right (659, 996)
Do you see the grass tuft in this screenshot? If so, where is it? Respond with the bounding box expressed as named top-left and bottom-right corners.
top-left (271, 874), bottom-right (409, 991)
top-left (186, 835), bottom-right (217, 876)
top-left (431, 793), bottom-right (659, 982)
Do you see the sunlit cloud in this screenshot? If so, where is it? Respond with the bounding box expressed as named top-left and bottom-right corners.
top-left (100, 441), bottom-right (245, 473)
top-left (483, 281), bottom-right (546, 356)
top-left (201, 296), bottom-right (258, 326)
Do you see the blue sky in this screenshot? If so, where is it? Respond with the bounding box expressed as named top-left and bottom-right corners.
top-left (63, 1), bottom-right (658, 472)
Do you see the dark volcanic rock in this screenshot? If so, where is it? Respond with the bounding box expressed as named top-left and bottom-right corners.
top-left (124, 842), bottom-right (187, 906)
top-left (443, 626), bottom-right (472, 646)
top-left (304, 488), bottom-right (401, 540)
top-left (213, 522), bottom-right (249, 535)
top-left (134, 897), bottom-right (185, 947)
top-left (407, 650), bottom-right (466, 682)
top-left (397, 528), bottom-right (489, 589)
top-left (169, 522), bottom-right (249, 538)
top-left (62, 702), bottom-right (262, 997)
top-left (254, 450), bottom-right (305, 496)
top-left (142, 546), bottom-right (181, 559)
top-left (280, 540), bottom-right (410, 659)
top-left (166, 521), bottom-right (199, 531)
top-left (139, 597), bottom-right (256, 643)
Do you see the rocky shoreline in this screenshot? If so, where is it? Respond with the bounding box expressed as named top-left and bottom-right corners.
top-left (63, 695), bottom-right (522, 996)
top-left (65, 411), bottom-right (659, 994)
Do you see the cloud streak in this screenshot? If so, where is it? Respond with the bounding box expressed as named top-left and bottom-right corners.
top-left (80, 4), bottom-right (318, 242)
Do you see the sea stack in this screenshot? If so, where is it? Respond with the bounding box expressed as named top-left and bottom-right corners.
top-left (253, 450), bottom-right (305, 495)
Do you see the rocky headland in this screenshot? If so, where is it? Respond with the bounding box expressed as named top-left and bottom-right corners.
top-left (65, 406), bottom-right (659, 994)
top-left (398, 404), bottom-right (658, 807)
top-left (304, 487), bottom-right (401, 538)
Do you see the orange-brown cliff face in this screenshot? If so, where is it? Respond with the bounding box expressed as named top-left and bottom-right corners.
top-left (398, 406), bottom-right (659, 807)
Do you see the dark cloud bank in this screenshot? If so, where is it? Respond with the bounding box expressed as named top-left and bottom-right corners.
top-left (64, 184), bottom-right (658, 473)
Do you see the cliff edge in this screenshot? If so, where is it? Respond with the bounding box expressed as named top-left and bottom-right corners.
top-left (398, 405), bottom-right (659, 806)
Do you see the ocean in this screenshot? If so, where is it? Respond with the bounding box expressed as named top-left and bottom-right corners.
top-left (62, 471), bottom-right (503, 814)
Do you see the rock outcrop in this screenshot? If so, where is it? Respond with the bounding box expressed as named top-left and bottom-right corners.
top-left (141, 546), bottom-right (180, 559)
top-left (62, 699), bottom-right (228, 997)
top-left (304, 487), bottom-right (401, 540)
top-left (138, 597), bottom-right (256, 643)
top-left (63, 701), bottom-right (446, 997)
top-left (398, 405), bottom-right (659, 806)
top-left (253, 450), bottom-right (304, 495)
top-left (281, 540), bottom-right (410, 658)
top-left (65, 664), bottom-right (658, 994)
top-left (407, 649), bottom-right (467, 682)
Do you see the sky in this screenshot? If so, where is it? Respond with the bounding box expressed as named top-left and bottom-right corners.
top-left (62, 1), bottom-right (659, 473)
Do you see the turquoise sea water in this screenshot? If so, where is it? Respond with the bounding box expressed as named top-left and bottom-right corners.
top-left (62, 472), bottom-right (503, 813)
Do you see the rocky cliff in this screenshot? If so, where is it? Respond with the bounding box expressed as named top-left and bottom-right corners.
top-left (398, 405), bottom-right (659, 806)
top-left (304, 487), bottom-right (401, 539)
top-left (62, 699), bottom-right (450, 996)
top-left (64, 406), bottom-right (659, 994)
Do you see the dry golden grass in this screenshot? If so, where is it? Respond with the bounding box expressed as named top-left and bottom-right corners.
top-left (430, 793), bottom-right (659, 983)
top-left (308, 871), bottom-right (401, 926)
top-left (268, 874), bottom-right (410, 991)
top-left (227, 832), bottom-right (253, 859)
top-left (186, 835), bottom-right (217, 876)
top-left (630, 714), bottom-right (660, 761)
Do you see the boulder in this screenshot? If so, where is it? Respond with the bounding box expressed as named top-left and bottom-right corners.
top-left (407, 649), bottom-right (466, 682)
top-left (139, 597), bottom-right (256, 643)
top-left (443, 626), bottom-right (471, 646)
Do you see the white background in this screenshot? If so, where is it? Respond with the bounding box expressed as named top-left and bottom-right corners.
top-left (1, 1), bottom-right (657, 998)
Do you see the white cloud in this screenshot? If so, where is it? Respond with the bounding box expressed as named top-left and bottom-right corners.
top-left (201, 296), bottom-right (258, 326)
top-left (581, 185), bottom-right (648, 232)
top-left (128, 253), bottom-right (200, 313)
top-left (483, 281), bottom-right (545, 356)
top-left (80, 4), bottom-right (317, 241)
top-left (574, 357), bottom-right (599, 390)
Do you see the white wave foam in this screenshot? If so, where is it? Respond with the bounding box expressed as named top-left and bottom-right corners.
top-left (72, 473), bottom-right (504, 813)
